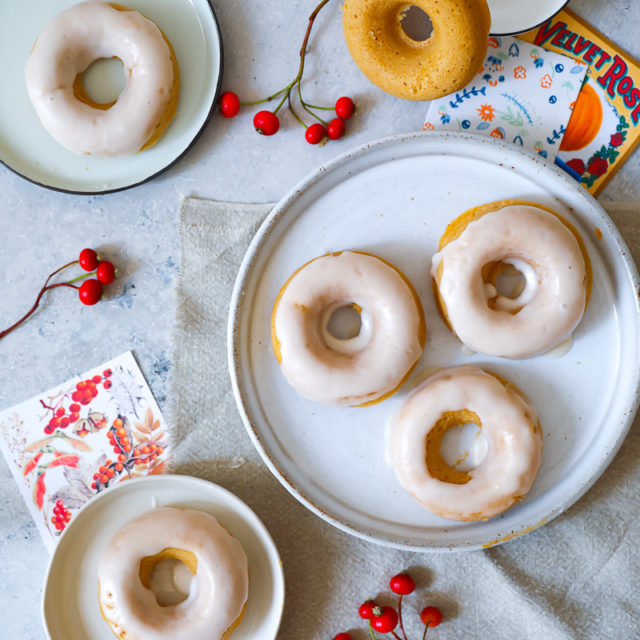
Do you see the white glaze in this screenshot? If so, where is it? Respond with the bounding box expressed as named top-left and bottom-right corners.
top-left (98, 507), bottom-right (248, 640)
top-left (431, 205), bottom-right (587, 358)
top-left (273, 251), bottom-right (424, 407)
top-left (25, 1), bottom-right (175, 156)
top-left (388, 366), bottom-right (543, 521)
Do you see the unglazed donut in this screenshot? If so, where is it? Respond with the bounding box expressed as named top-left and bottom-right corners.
top-left (431, 200), bottom-right (592, 358)
top-left (342, 0), bottom-right (491, 100)
top-left (25, 1), bottom-right (179, 156)
top-left (388, 365), bottom-right (543, 521)
top-left (271, 251), bottom-right (426, 407)
top-left (98, 507), bottom-right (248, 640)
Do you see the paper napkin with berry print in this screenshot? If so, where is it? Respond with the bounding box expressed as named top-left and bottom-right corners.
top-left (0, 351), bottom-right (170, 552)
top-left (423, 36), bottom-right (587, 163)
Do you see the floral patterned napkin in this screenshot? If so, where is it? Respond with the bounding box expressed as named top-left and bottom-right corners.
top-left (424, 36), bottom-right (588, 163)
top-left (0, 351), bottom-right (170, 552)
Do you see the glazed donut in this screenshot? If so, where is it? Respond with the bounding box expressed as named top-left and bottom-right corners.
top-left (98, 507), bottom-right (248, 640)
top-left (431, 200), bottom-right (592, 358)
top-left (25, 1), bottom-right (179, 156)
top-left (271, 251), bottom-right (426, 407)
top-left (342, 0), bottom-right (491, 100)
top-left (388, 365), bottom-right (543, 521)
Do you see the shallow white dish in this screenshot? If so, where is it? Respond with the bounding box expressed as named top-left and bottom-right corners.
top-left (487, 0), bottom-right (570, 35)
top-left (42, 475), bottom-right (284, 640)
top-left (228, 131), bottom-right (640, 552)
top-left (0, 0), bottom-right (222, 194)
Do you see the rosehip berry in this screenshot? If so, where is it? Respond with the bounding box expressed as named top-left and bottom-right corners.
top-left (220, 91), bottom-right (241, 118)
top-left (91, 375), bottom-right (102, 384)
top-left (91, 482), bottom-right (97, 490)
top-left (371, 606), bottom-right (398, 634)
top-left (103, 369), bottom-right (112, 378)
top-left (71, 391), bottom-right (82, 402)
top-left (390, 572), bottom-right (415, 595)
top-left (55, 407), bottom-right (65, 417)
top-left (253, 110), bottom-right (279, 136)
top-left (60, 417), bottom-right (70, 428)
top-left (358, 600), bottom-right (377, 620)
top-left (114, 418), bottom-right (123, 428)
top-left (104, 380), bottom-right (112, 389)
top-left (305, 123), bottom-right (325, 145)
top-left (79, 248), bottom-right (99, 271)
top-left (44, 425), bottom-right (54, 435)
top-left (327, 118), bottom-right (346, 140)
top-left (420, 606), bottom-right (443, 628)
top-left (335, 96), bottom-right (355, 120)
top-left (69, 403), bottom-right (81, 412)
top-left (50, 417), bottom-right (60, 429)
top-left (333, 634), bottom-right (352, 640)
top-left (79, 279), bottom-right (102, 306)
top-left (96, 261), bottom-right (116, 285)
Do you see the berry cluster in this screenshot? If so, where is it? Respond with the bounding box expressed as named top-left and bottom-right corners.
top-left (333, 571), bottom-right (443, 640)
top-left (41, 369), bottom-right (113, 435)
top-left (92, 416), bottom-right (165, 491)
top-left (218, 0), bottom-right (357, 145)
top-left (51, 499), bottom-right (71, 532)
top-left (1, 248), bottom-right (118, 340)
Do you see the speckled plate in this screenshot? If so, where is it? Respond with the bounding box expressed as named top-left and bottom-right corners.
top-left (0, 0), bottom-right (222, 194)
top-left (42, 475), bottom-right (284, 640)
top-left (487, 0), bottom-right (570, 35)
top-left (228, 131), bottom-right (640, 552)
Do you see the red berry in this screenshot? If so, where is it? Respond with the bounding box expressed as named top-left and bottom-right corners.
top-left (50, 417), bottom-right (60, 429)
top-left (333, 634), bottom-right (352, 640)
top-left (420, 606), bottom-right (443, 628)
top-left (79, 248), bottom-right (99, 271)
top-left (114, 418), bottom-right (123, 428)
top-left (60, 417), bottom-right (70, 428)
top-left (76, 381), bottom-right (86, 390)
top-left (79, 279), bottom-right (102, 306)
top-left (69, 403), bottom-right (81, 412)
top-left (327, 118), bottom-right (346, 140)
top-left (91, 482), bottom-right (97, 490)
top-left (71, 391), bottom-right (82, 402)
top-left (44, 425), bottom-right (54, 435)
top-left (371, 606), bottom-right (398, 634)
top-left (253, 110), bottom-right (279, 136)
top-left (96, 261), bottom-right (116, 285)
top-left (390, 572), bottom-right (415, 595)
top-left (55, 407), bottom-right (65, 417)
top-left (104, 380), bottom-right (112, 389)
top-left (103, 369), bottom-right (112, 378)
top-left (335, 96), bottom-right (354, 120)
top-left (91, 375), bottom-right (102, 384)
top-left (305, 123), bottom-right (326, 145)
top-left (220, 91), bottom-right (241, 118)
top-left (359, 600), bottom-right (377, 619)
top-left (70, 412), bottom-right (79, 422)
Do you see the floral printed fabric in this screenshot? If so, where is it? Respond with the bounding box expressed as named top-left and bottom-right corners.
top-left (0, 351), bottom-right (170, 552)
top-left (424, 36), bottom-right (587, 162)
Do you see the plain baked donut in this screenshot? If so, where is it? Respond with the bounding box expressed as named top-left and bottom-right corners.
top-left (25, 1), bottom-right (179, 156)
top-left (271, 251), bottom-right (426, 407)
top-left (342, 0), bottom-right (491, 100)
top-left (388, 365), bottom-right (543, 521)
top-left (431, 200), bottom-right (592, 359)
top-left (98, 507), bottom-right (248, 640)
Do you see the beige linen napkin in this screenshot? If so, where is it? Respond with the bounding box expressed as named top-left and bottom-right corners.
top-left (170, 197), bottom-right (640, 640)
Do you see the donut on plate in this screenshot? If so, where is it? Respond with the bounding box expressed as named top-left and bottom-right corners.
top-left (271, 250), bottom-right (426, 407)
top-left (342, 0), bottom-right (491, 100)
top-left (431, 200), bottom-right (592, 359)
top-left (98, 507), bottom-right (248, 640)
top-left (388, 365), bottom-right (543, 522)
top-left (25, 1), bottom-right (179, 156)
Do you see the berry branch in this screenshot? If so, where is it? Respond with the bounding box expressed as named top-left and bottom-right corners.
top-left (0, 248), bottom-right (117, 341)
top-left (218, 0), bottom-right (356, 145)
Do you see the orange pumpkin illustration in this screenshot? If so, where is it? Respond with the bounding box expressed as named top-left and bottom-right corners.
top-left (560, 83), bottom-right (603, 152)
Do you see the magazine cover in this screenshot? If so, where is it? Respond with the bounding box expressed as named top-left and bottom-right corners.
top-left (520, 9), bottom-right (640, 195)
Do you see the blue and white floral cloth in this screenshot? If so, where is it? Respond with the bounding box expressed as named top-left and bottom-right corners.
top-left (424, 36), bottom-right (588, 162)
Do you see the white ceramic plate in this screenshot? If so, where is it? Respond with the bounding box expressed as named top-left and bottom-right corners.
top-left (228, 131), bottom-right (640, 552)
top-left (42, 475), bottom-right (284, 640)
top-left (487, 0), bottom-right (570, 35)
top-left (0, 0), bottom-right (222, 194)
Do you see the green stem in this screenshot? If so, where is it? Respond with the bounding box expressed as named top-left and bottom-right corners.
top-left (240, 87), bottom-right (288, 107)
top-left (288, 92), bottom-right (307, 128)
top-left (66, 271), bottom-right (96, 285)
top-left (298, 79), bottom-right (328, 125)
top-left (398, 595), bottom-right (408, 640)
top-left (302, 102), bottom-right (334, 110)
top-left (368, 621), bottom-right (379, 640)
top-left (42, 260), bottom-right (79, 288)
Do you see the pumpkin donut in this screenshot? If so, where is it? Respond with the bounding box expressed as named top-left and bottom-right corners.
top-left (431, 200), bottom-right (592, 359)
top-left (342, 0), bottom-right (491, 100)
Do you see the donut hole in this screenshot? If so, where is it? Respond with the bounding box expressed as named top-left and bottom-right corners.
top-left (326, 304), bottom-right (362, 340)
top-left (482, 259), bottom-right (537, 312)
top-left (74, 57), bottom-right (127, 110)
top-left (426, 410), bottom-right (488, 484)
top-left (139, 548), bottom-right (196, 607)
top-left (399, 5), bottom-right (433, 42)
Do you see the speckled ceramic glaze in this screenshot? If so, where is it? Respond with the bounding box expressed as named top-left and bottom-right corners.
top-left (229, 132), bottom-right (640, 551)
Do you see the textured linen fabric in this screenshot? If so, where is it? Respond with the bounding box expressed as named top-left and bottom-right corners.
top-left (171, 197), bottom-right (640, 640)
